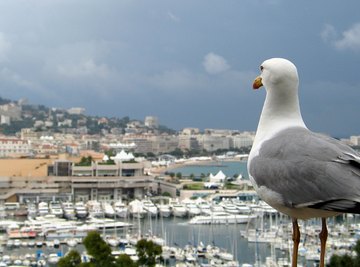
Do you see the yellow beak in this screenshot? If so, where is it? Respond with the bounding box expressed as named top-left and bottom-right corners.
top-left (253, 76), bottom-right (263, 90)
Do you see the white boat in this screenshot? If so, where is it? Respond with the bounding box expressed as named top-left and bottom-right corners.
top-left (232, 200), bottom-right (252, 214)
top-left (218, 251), bottom-right (234, 261)
top-left (87, 201), bottom-right (104, 218)
top-left (196, 200), bottom-right (212, 215)
top-left (62, 202), bottom-right (76, 220)
top-left (170, 200), bottom-right (187, 217)
top-left (158, 204), bottom-right (171, 217)
top-left (221, 202), bottom-right (240, 214)
top-left (141, 199), bottom-right (158, 217)
top-left (66, 238), bottom-right (78, 247)
top-left (211, 204), bottom-right (225, 213)
top-left (86, 217), bottom-right (132, 230)
top-left (189, 212), bottom-right (256, 224)
top-left (128, 199), bottom-right (146, 219)
top-left (113, 201), bottom-right (128, 218)
top-left (102, 202), bottom-right (116, 218)
top-left (185, 202), bottom-right (201, 217)
top-left (106, 236), bottom-right (120, 247)
top-left (42, 224), bottom-right (98, 239)
top-left (48, 253), bottom-right (60, 264)
top-left (49, 201), bottom-right (63, 217)
top-left (74, 201), bottom-right (88, 219)
top-left (37, 202), bottom-right (49, 216)
top-left (27, 203), bottom-right (37, 218)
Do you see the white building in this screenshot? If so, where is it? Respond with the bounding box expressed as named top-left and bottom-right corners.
top-left (197, 135), bottom-right (231, 152)
top-left (232, 132), bottom-right (255, 149)
top-left (144, 116), bottom-right (159, 128)
top-left (350, 135), bottom-right (360, 146)
top-left (181, 128), bottom-right (200, 135)
top-left (67, 107), bottom-right (85, 115)
top-left (0, 103), bottom-right (22, 120)
top-left (0, 137), bottom-right (31, 157)
top-left (1, 115), bottom-right (10, 125)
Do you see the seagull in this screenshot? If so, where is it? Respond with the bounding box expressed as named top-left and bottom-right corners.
top-left (248, 58), bottom-right (360, 267)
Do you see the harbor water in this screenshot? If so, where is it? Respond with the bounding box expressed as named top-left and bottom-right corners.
top-left (168, 160), bottom-right (249, 179)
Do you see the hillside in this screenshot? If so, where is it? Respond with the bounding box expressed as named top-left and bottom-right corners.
top-left (0, 96), bottom-right (175, 135)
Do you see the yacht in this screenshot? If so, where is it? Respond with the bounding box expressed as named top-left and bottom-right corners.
top-left (220, 202), bottom-right (240, 214)
top-left (49, 201), bottom-right (63, 217)
top-left (196, 200), bottom-right (212, 215)
top-left (169, 200), bottom-right (187, 218)
top-left (113, 201), bottom-right (128, 218)
top-left (157, 204), bottom-right (171, 217)
top-left (74, 201), bottom-right (88, 219)
top-left (102, 202), bottom-right (115, 218)
top-left (185, 202), bottom-right (201, 217)
top-left (128, 199), bottom-right (146, 219)
top-left (189, 212), bottom-right (256, 224)
top-left (37, 202), bottom-right (49, 216)
top-left (87, 201), bottom-right (104, 218)
top-left (141, 199), bottom-right (158, 217)
top-left (86, 217), bottom-right (132, 230)
top-left (27, 203), bottom-right (37, 218)
top-left (62, 202), bottom-right (76, 220)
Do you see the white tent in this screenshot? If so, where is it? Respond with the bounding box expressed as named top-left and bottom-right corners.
top-left (209, 170), bottom-right (226, 183)
top-left (111, 149), bottom-right (135, 163)
top-left (102, 154), bottom-right (109, 162)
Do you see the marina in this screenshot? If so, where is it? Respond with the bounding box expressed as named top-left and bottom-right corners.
top-left (0, 197), bottom-right (358, 266)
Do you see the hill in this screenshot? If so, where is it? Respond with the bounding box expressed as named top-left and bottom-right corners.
top-left (0, 96), bottom-right (176, 135)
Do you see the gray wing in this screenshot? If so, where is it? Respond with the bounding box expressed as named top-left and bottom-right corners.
top-left (249, 127), bottom-right (360, 213)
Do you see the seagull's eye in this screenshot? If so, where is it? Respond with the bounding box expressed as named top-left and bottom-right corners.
top-left (260, 66), bottom-right (264, 72)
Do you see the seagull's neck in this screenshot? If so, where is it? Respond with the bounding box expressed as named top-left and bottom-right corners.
top-left (253, 87), bottom-right (307, 149)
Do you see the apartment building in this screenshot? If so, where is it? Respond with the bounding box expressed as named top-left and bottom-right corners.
top-left (0, 137), bottom-right (31, 157)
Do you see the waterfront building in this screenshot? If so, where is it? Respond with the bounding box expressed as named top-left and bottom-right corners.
top-left (197, 134), bottom-right (231, 152)
top-left (178, 135), bottom-right (200, 151)
top-left (0, 155), bottom-right (169, 204)
top-left (232, 132), bottom-right (255, 149)
top-left (150, 135), bottom-right (178, 154)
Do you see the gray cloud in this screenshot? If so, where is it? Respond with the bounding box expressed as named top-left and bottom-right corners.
top-left (0, 1), bottom-right (359, 135)
top-left (322, 23), bottom-right (360, 52)
top-left (334, 23), bottom-right (360, 51)
top-left (203, 53), bottom-right (230, 75)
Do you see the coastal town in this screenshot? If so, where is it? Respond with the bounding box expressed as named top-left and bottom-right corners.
top-left (0, 98), bottom-right (358, 266)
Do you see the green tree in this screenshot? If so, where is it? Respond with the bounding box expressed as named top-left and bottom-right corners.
top-left (353, 240), bottom-right (360, 266)
top-left (135, 239), bottom-right (162, 267)
top-left (327, 239), bottom-right (360, 267)
top-left (176, 172), bottom-right (182, 179)
top-left (58, 250), bottom-right (82, 267)
top-left (161, 192), bottom-right (171, 197)
top-left (83, 231), bottom-right (115, 267)
top-left (328, 254), bottom-right (354, 267)
top-left (115, 254), bottom-right (138, 267)
top-left (76, 156), bottom-right (93, 166)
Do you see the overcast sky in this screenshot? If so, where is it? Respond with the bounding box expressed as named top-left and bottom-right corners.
top-left (0, 1), bottom-right (359, 137)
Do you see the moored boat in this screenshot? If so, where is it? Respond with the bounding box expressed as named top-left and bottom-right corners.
top-left (189, 212), bottom-right (256, 224)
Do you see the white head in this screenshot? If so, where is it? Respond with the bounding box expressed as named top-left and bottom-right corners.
top-left (253, 58), bottom-right (299, 95)
top-left (250, 58), bottom-right (306, 149)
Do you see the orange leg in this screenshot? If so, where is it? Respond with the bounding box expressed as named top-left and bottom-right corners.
top-left (292, 218), bottom-right (300, 267)
top-left (319, 218), bottom-right (328, 267)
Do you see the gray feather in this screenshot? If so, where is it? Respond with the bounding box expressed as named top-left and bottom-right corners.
top-left (249, 127), bottom-right (360, 213)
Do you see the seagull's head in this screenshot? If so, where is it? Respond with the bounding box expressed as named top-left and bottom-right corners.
top-left (253, 58), bottom-right (299, 93)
